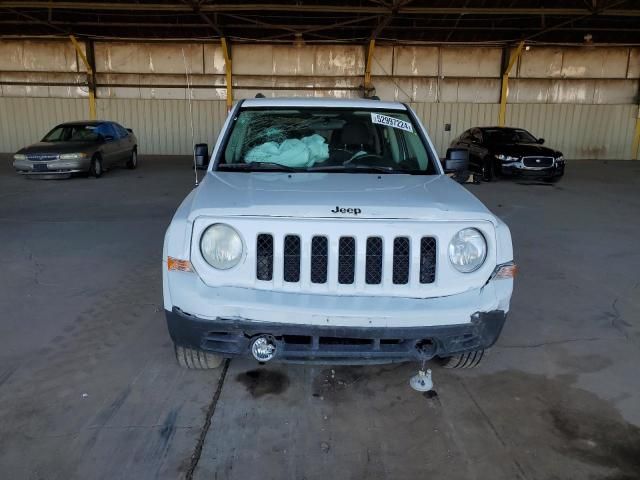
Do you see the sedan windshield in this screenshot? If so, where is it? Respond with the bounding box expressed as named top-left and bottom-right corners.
top-left (218, 108), bottom-right (438, 174)
top-left (484, 128), bottom-right (538, 144)
top-left (42, 124), bottom-right (99, 142)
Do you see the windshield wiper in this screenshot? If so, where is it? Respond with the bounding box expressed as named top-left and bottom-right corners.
top-left (217, 162), bottom-right (299, 172)
top-left (307, 165), bottom-right (398, 174)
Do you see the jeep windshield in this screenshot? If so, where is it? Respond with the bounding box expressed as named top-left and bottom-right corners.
top-left (217, 107), bottom-right (439, 174)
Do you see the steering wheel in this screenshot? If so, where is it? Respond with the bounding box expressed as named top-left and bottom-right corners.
top-left (344, 152), bottom-right (386, 166)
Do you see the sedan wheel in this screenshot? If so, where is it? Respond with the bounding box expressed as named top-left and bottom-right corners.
top-left (90, 155), bottom-right (103, 178)
top-left (127, 149), bottom-right (138, 170)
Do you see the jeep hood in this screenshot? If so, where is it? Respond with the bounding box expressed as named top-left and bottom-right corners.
top-left (187, 172), bottom-right (496, 222)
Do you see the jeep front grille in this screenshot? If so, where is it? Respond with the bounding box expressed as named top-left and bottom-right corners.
top-left (255, 234), bottom-right (437, 288)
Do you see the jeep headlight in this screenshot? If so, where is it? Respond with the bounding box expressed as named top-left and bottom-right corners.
top-left (59, 153), bottom-right (87, 160)
top-left (200, 224), bottom-right (243, 270)
top-left (448, 228), bottom-right (487, 273)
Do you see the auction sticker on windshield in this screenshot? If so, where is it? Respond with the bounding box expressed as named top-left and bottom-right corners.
top-left (370, 113), bottom-right (413, 132)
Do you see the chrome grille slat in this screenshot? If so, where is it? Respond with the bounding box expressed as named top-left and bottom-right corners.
top-left (27, 154), bottom-right (59, 162)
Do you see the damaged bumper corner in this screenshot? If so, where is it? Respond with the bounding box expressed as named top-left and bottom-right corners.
top-left (165, 307), bottom-right (507, 365)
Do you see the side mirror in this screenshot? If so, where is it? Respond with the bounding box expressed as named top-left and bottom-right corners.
top-left (194, 143), bottom-right (209, 169)
top-left (126, 128), bottom-right (133, 134)
top-left (537, 138), bottom-right (545, 144)
top-left (443, 148), bottom-right (469, 183)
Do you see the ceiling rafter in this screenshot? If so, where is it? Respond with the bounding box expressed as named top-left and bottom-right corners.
top-left (1, 1), bottom-right (639, 44)
top-left (0, 2), bottom-right (639, 16)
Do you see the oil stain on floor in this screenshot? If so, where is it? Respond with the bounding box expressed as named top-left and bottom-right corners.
top-left (235, 369), bottom-right (290, 398)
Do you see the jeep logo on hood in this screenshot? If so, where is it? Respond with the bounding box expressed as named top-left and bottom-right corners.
top-left (331, 206), bottom-right (361, 215)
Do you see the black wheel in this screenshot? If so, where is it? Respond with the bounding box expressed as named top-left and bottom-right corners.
top-left (481, 160), bottom-right (494, 182)
top-left (126, 148), bottom-right (138, 169)
top-left (440, 350), bottom-right (485, 369)
top-left (89, 155), bottom-right (103, 178)
top-left (174, 344), bottom-right (223, 369)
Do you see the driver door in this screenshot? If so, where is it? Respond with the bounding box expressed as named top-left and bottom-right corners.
top-left (96, 123), bottom-right (119, 167)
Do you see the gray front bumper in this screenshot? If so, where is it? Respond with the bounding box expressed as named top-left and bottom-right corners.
top-left (13, 159), bottom-right (90, 174)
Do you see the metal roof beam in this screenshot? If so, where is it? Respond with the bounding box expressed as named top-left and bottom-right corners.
top-left (2, 2), bottom-right (640, 16)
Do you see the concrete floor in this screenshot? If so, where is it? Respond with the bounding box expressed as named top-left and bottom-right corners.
top-left (0, 155), bottom-right (638, 480)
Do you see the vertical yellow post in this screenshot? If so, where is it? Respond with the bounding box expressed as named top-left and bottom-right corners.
top-left (498, 41), bottom-right (525, 127)
top-left (632, 106), bottom-right (640, 160)
top-left (69, 35), bottom-right (96, 120)
top-left (221, 37), bottom-right (233, 111)
top-left (364, 39), bottom-right (375, 95)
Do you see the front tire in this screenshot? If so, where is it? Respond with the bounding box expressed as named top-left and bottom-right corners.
top-left (174, 344), bottom-right (223, 369)
top-left (440, 350), bottom-right (484, 369)
top-left (90, 155), bottom-right (103, 178)
top-left (126, 148), bottom-right (138, 169)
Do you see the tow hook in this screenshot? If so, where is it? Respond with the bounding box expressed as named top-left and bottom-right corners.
top-left (410, 369), bottom-right (433, 392)
top-left (410, 339), bottom-right (436, 392)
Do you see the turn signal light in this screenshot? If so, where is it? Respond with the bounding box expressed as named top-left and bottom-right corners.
top-left (492, 262), bottom-right (517, 280)
top-left (167, 256), bottom-right (193, 272)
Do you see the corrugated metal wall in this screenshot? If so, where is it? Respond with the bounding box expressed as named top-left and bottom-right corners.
top-left (97, 99), bottom-right (228, 155)
top-left (2, 96), bottom-right (635, 159)
top-left (0, 97), bottom-right (86, 152)
top-left (1, 41), bottom-right (639, 159)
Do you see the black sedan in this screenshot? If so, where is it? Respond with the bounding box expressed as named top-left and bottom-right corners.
top-left (13, 121), bottom-right (138, 178)
top-left (450, 126), bottom-right (564, 182)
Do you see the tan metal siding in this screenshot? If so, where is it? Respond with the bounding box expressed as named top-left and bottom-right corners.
top-left (0, 97), bottom-right (86, 152)
top-left (411, 102), bottom-right (636, 159)
top-left (97, 99), bottom-right (228, 155)
top-left (506, 103), bottom-right (636, 159)
top-left (0, 98), bottom-right (636, 160)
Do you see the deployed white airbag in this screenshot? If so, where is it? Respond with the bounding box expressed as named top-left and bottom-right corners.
top-left (245, 134), bottom-right (329, 167)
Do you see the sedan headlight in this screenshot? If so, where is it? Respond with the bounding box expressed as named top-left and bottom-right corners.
top-left (496, 154), bottom-right (519, 162)
top-left (556, 155), bottom-right (564, 162)
top-left (13, 154), bottom-right (26, 161)
top-left (59, 153), bottom-right (87, 160)
top-left (448, 228), bottom-right (487, 273)
top-left (200, 224), bottom-right (243, 270)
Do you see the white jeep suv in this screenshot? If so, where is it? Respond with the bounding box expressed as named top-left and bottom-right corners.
top-left (163, 98), bottom-right (515, 369)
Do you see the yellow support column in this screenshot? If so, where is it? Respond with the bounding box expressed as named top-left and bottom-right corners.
top-left (498, 41), bottom-right (525, 127)
top-left (69, 35), bottom-right (96, 120)
top-left (221, 37), bottom-right (233, 111)
top-left (364, 39), bottom-right (375, 96)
